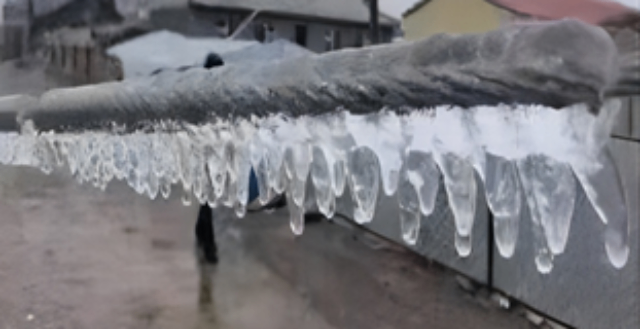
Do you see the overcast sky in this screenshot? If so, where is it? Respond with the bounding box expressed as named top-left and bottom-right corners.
top-left (618, 0), bottom-right (640, 9)
top-left (379, 0), bottom-right (421, 18)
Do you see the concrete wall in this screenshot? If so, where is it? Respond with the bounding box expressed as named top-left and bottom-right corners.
top-left (403, 0), bottom-right (508, 40)
top-left (492, 137), bottom-right (640, 329)
top-left (0, 0), bottom-right (5, 24)
top-left (613, 97), bottom-right (640, 141)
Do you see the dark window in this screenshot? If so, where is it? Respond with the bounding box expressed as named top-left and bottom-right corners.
top-left (254, 23), bottom-right (266, 42)
top-left (295, 25), bottom-right (307, 47)
top-left (333, 30), bottom-right (342, 50)
top-left (325, 30), bottom-right (342, 51)
top-left (355, 30), bottom-right (364, 47)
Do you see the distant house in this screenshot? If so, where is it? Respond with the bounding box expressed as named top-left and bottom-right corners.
top-left (402, 0), bottom-right (514, 41)
top-left (402, 0), bottom-right (640, 41)
top-left (2, 0), bottom-right (30, 60)
top-left (152, 0), bottom-right (400, 53)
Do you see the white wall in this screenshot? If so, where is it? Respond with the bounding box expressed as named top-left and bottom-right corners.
top-left (256, 18), bottom-right (365, 53)
top-left (0, 0), bottom-right (6, 24)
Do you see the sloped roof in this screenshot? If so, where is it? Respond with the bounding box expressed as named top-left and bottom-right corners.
top-left (222, 39), bottom-right (314, 65)
top-left (404, 0), bottom-right (640, 30)
top-left (192, 0), bottom-right (398, 26)
top-left (487, 0), bottom-right (640, 28)
top-left (107, 30), bottom-right (257, 78)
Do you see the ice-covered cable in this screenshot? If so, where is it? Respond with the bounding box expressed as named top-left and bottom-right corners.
top-left (0, 101), bottom-right (627, 273)
top-left (13, 20), bottom-right (622, 134)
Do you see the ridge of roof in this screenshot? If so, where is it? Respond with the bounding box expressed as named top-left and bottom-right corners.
top-left (192, 0), bottom-right (398, 26)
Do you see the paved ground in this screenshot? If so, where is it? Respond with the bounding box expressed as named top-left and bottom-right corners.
top-left (0, 165), bottom-right (536, 329)
top-left (0, 58), bottom-right (535, 329)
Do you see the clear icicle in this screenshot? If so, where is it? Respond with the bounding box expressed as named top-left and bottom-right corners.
top-left (160, 177), bottom-right (171, 199)
top-left (433, 150), bottom-right (477, 257)
top-left (234, 201), bottom-right (247, 218)
top-left (347, 147), bottom-right (380, 224)
top-left (346, 112), bottom-right (405, 196)
top-left (455, 231), bottom-right (472, 258)
top-left (535, 244), bottom-right (554, 274)
top-left (405, 151), bottom-right (440, 216)
top-left (181, 186), bottom-right (193, 206)
top-left (518, 155), bottom-right (576, 256)
top-left (398, 165), bottom-right (422, 245)
top-left (207, 147), bottom-right (227, 200)
top-left (3, 103), bottom-right (626, 274)
top-left (311, 146), bottom-right (336, 218)
top-left (286, 192), bottom-right (305, 235)
top-left (333, 160), bottom-right (347, 197)
top-left (484, 154), bottom-right (521, 258)
top-left (573, 148), bottom-right (629, 268)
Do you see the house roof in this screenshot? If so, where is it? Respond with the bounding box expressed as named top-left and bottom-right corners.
top-left (487, 0), bottom-right (640, 29)
top-left (404, 0), bottom-right (639, 30)
top-left (191, 0), bottom-right (399, 26)
top-left (107, 30), bottom-right (257, 78)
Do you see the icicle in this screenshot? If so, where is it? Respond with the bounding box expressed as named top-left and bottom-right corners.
top-left (398, 165), bottom-right (422, 245)
top-left (311, 146), bottom-right (336, 218)
top-left (518, 155), bottom-right (575, 256)
top-left (333, 160), bottom-right (347, 197)
top-left (159, 177), bottom-right (171, 199)
top-left (347, 147), bottom-right (380, 224)
top-left (234, 201), bottom-right (247, 218)
top-left (181, 185), bottom-right (193, 206)
top-left (405, 151), bottom-right (440, 217)
top-left (33, 135), bottom-right (55, 175)
top-left (286, 191), bottom-right (305, 235)
top-left (573, 148), bottom-right (629, 268)
top-left (112, 137), bottom-right (128, 180)
top-left (2, 101), bottom-right (626, 274)
top-left (433, 149), bottom-right (477, 257)
top-left (535, 244), bottom-right (554, 274)
top-left (346, 112), bottom-right (405, 196)
top-left (455, 232), bottom-right (472, 258)
top-left (484, 154), bottom-right (521, 258)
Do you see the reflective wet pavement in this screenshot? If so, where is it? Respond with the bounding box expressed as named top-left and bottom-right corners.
top-left (0, 165), bottom-right (534, 329)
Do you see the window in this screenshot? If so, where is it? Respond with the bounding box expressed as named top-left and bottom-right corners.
top-left (333, 30), bottom-right (341, 49)
top-left (325, 30), bottom-right (342, 51)
top-left (295, 25), bottom-right (307, 47)
top-left (254, 23), bottom-right (266, 42)
top-left (256, 22), bottom-right (275, 43)
top-left (215, 19), bottom-right (229, 36)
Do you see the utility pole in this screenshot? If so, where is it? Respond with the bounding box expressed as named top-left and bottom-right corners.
top-left (369, 0), bottom-right (380, 45)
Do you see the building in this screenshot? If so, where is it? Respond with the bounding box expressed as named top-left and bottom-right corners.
top-left (2, 0), bottom-right (30, 60)
top-left (402, 0), bottom-right (513, 41)
top-left (174, 0), bottom-right (399, 53)
top-left (403, 0), bottom-right (640, 41)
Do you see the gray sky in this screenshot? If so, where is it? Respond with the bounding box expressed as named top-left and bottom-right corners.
top-left (379, 0), bottom-right (421, 18)
top-left (618, 0), bottom-right (640, 9)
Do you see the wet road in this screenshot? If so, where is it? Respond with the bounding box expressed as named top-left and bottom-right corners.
top-left (0, 165), bottom-right (535, 329)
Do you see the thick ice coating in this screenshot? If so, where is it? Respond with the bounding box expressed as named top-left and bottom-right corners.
top-left (1, 101), bottom-right (627, 273)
